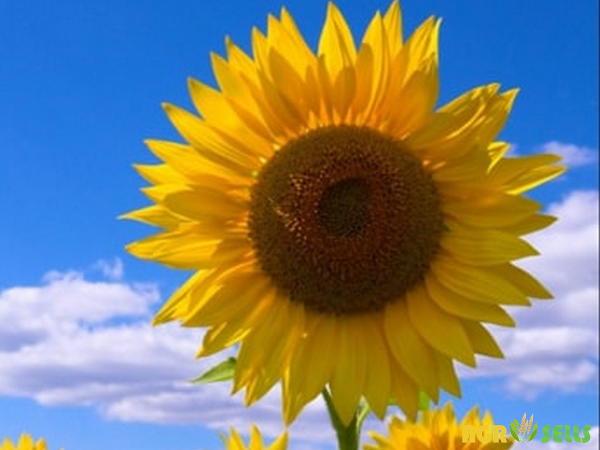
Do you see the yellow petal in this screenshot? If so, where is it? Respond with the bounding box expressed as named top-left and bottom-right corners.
top-left (251, 29), bottom-right (306, 132)
top-left (388, 359), bottom-right (419, 421)
top-left (162, 186), bottom-right (246, 222)
top-left (234, 295), bottom-right (291, 404)
top-left (487, 154), bottom-right (566, 194)
top-left (425, 275), bottom-right (516, 327)
top-left (153, 270), bottom-right (209, 324)
top-left (268, 432), bottom-right (288, 450)
top-left (353, 12), bottom-right (389, 125)
top-left (501, 213), bottom-right (557, 235)
top-left (434, 352), bottom-right (461, 397)
top-left (440, 228), bottom-right (539, 265)
top-left (145, 139), bottom-right (251, 186)
top-left (120, 204), bottom-right (181, 230)
top-left (126, 231), bottom-right (222, 269)
top-left (462, 320), bottom-right (504, 358)
top-left (384, 300), bottom-right (440, 400)
top-left (383, 1), bottom-right (403, 58)
top-left (442, 193), bottom-right (541, 228)
top-left (387, 54), bottom-right (439, 138)
top-left (134, 163), bottom-right (186, 185)
top-left (330, 316), bottom-right (368, 425)
top-left (284, 313), bottom-right (337, 424)
top-left (406, 285), bottom-right (476, 367)
top-left (246, 300), bottom-right (304, 402)
top-left (18, 435), bottom-right (34, 449)
top-left (405, 84), bottom-right (500, 160)
top-left (318, 3), bottom-right (357, 117)
top-left (362, 315), bottom-right (391, 419)
top-left (432, 148), bottom-right (491, 183)
top-left (493, 263), bottom-right (553, 299)
top-left (163, 103), bottom-right (260, 174)
top-left (188, 78), bottom-right (273, 158)
top-left (187, 270), bottom-right (272, 329)
top-left (487, 141), bottom-right (511, 165)
top-left (431, 256), bottom-right (530, 305)
top-left (223, 37), bottom-right (290, 141)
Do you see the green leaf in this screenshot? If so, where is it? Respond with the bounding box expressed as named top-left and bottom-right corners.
top-left (528, 428), bottom-right (538, 441)
top-left (510, 421), bottom-right (520, 441)
top-left (191, 357), bottom-right (236, 384)
top-left (418, 392), bottom-right (430, 411)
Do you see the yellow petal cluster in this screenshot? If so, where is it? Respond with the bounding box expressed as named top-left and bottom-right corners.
top-left (1, 435), bottom-right (51, 450)
top-left (365, 403), bottom-right (513, 450)
top-left (222, 426), bottom-right (287, 450)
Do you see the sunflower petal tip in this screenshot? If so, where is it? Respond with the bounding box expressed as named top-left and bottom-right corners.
top-left (152, 314), bottom-right (169, 326)
top-left (187, 77), bottom-right (201, 90)
top-left (161, 102), bottom-right (176, 114)
top-left (117, 211), bottom-right (130, 221)
top-left (326, 1), bottom-right (341, 17)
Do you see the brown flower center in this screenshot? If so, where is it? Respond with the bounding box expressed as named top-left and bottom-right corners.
top-left (248, 125), bottom-right (443, 315)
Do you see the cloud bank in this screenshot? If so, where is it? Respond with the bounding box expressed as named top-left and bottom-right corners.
top-left (1, 190), bottom-right (597, 447)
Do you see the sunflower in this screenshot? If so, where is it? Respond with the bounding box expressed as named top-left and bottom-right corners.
top-left (221, 426), bottom-right (287, 450)
top-left (125, 1), bottom-right (564, 425)
top-left (1, 434), bottom-right (50, 450)
top-left (364, 402), bottom-right (513, 450)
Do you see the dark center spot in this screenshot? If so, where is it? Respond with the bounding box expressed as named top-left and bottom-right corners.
top-left (248, 125), bottom-right (443, 316)
top-left (318, 178), bottom-right (371, 237)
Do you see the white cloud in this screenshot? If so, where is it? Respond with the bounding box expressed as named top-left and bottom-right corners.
top-left (0, 262), bottom-right (337, 448)
top-left (541, 141), bottom-right (597, 167)
top-left (459, 190), bottom-right (599, 397)
top-left (92, 257), bottom-right (125, 281)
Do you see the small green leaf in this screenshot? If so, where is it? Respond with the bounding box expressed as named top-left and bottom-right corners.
top-left (510, 421), bottom-right (520, 441)
top-left (528, 428), bottom-right (538, 441)
top-left (418, 392), bottom-right (430, 411)
top-left (191, 357), bottom-right (236, 384)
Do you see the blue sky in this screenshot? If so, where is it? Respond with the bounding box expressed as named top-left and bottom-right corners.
top-left (0, 0), bottom-right (597, 449)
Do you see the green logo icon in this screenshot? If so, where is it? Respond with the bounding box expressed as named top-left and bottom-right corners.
top-left (508, 413), bottom-right (593, 444)
top-left (511, 413), bottom-right (538, 443)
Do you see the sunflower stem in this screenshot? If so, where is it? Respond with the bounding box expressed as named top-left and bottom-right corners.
top-left (322, 388), bottom-right (366, 450)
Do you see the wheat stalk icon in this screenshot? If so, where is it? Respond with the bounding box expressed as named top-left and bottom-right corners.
top-left (510, 413), bottom-right (538, 443)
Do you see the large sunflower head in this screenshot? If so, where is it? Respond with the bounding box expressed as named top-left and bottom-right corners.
top-left (365, 402), bottom-right (513, 450)
top-left (1, 434), bottom-right (50, 450)
top-left (221, 426), bottom-right (287, 450)
top-left (125, 1), bottom-right (565, 426)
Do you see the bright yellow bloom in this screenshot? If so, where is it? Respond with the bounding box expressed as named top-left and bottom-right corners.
top-left (222, 426), bottom-right (287, 450)
top-left (125, 1), bottom-right (564, 425)
top-left (1, 434), bottom-right (49, 450)
top-left (365, 403), bottom-right (513, 450)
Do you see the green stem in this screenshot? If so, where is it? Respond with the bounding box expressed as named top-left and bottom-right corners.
top-left (322, 389), bottom-right (370, 450)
